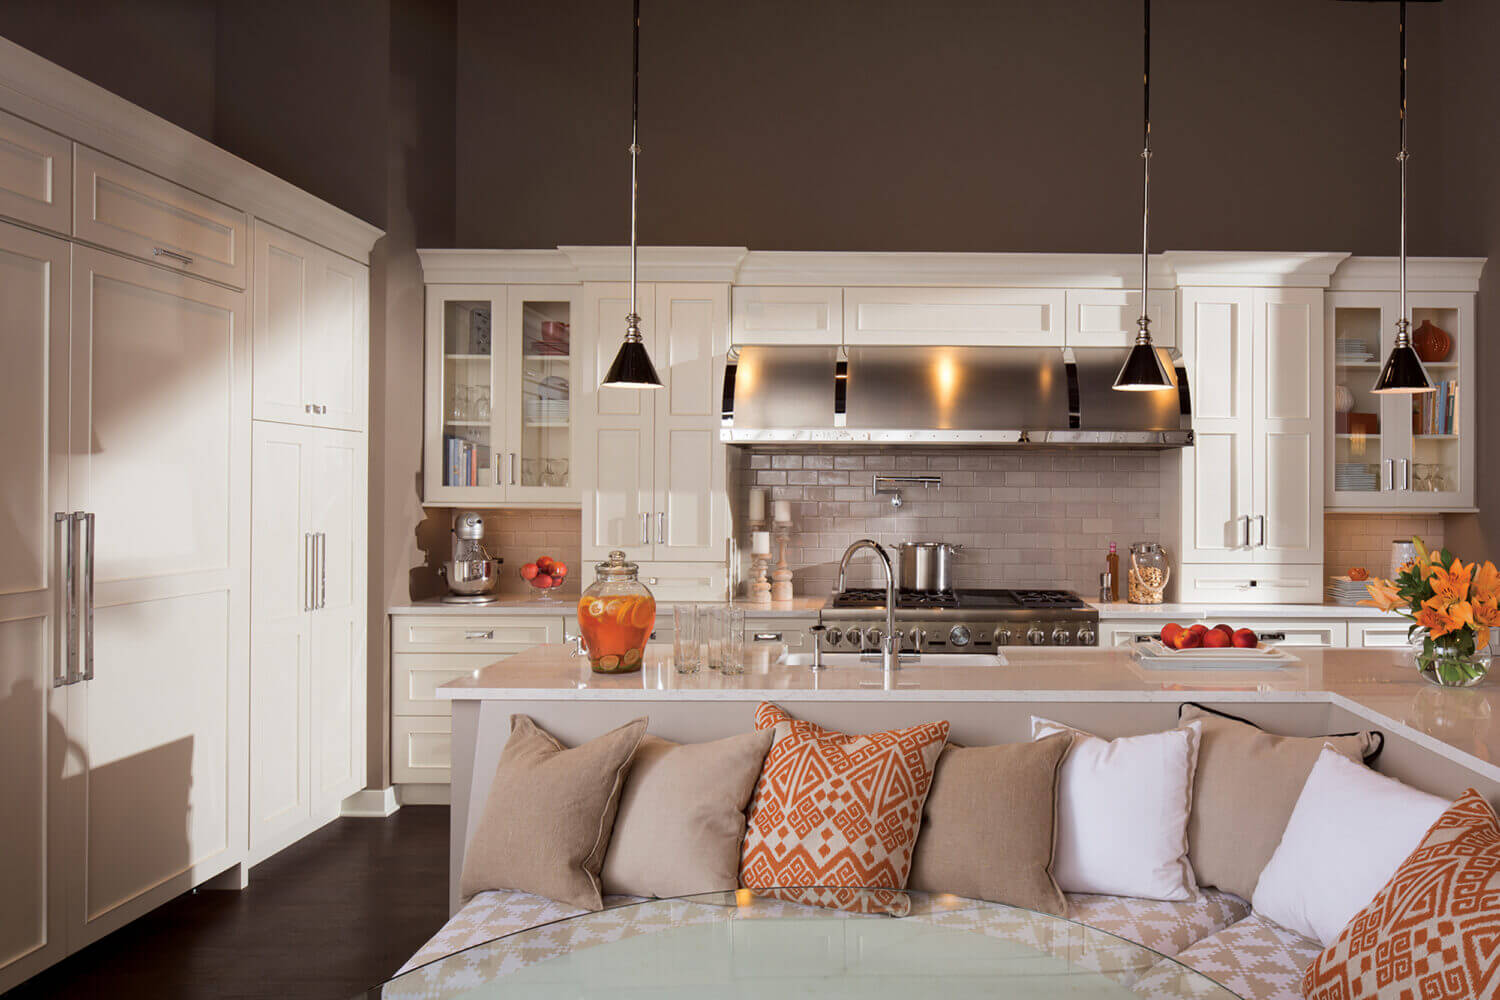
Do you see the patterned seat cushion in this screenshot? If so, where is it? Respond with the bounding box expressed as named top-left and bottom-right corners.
top-left (1133, 913), bottom-right (1323, 1000)
top-left (1066, 890), bottom-right (1252, 962)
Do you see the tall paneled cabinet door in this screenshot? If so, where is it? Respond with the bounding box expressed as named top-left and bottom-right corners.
top-left (1251, 288), bottom-right (1324, 565)
top-left (424, 284), bottom-right (579, 505)
top-left (1326, 290), bottom-right (1475, 510)
top-left (0, 108), bottom-right (71, 234)
top-left (65, 246), bottom-right (250, 948)
top-left (0, 221), bottom-right (70, 993)
top-left (249, 422), bottom-right (366, 864)
top-left (251, 222), bottom-right (368, 431)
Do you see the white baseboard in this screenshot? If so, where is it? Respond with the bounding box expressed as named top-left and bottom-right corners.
top-left (396, 782), bottom-right (451, 806)
top-left (340, 786), bottom-right (401, 818)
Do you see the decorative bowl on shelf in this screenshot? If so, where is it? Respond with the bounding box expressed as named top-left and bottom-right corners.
top-left (1413, 319), bottom-right (1452, 362)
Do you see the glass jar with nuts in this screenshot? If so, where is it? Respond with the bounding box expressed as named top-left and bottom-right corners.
top-left (1128, 542), bottom-right (1170, 604)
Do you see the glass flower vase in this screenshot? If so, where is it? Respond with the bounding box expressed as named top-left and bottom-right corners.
top-left (1414, 631), bottom-right (1492, 688)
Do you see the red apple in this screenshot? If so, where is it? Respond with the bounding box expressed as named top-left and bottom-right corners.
top-left (1212, 623), bottom-right (1235, 638)
top-left (1172, 629), bottom-right (1203, 650)
top-left (520, 562), bottom-right (539, 581)
top-left (550, 562), bottom-right (568, 579)
top-left (533, 573), bottom-right (554, 589)
top-left (1232, 628), bottom-right (1258, 649)
top-left (536, 556), bottom-right (555, 574)
top-left (1188, 624), bottom-right (1209, 638)
top-left (1160, 623), bottom-right (1184, 645)
top-left (1203, 629), bottom-right (1232, 648)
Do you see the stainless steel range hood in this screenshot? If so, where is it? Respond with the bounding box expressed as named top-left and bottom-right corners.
top-left (720, 345), bottom-right (1192, 447)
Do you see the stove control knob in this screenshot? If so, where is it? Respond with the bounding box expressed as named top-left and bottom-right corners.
top-left (824, 628), bottom-right (843, 646)
top-left (1027, 627), bottom-right (1047, 646)
top-left (994, 628), bottom-right (1012, 646)
top-left (948, 625), bottom-right (971, 647)
top-left (1052, 627), bottom-right (1073, 646)
top-left (909, 627), bottom-right (928, 651)
top-left (1077, 626), bottom-right (1097, 646)
top-left (863, 627), bottom-right (884, 648)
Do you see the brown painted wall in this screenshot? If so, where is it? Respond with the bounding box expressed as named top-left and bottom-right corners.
top-left (452, 0), bottom-right (1448, 255)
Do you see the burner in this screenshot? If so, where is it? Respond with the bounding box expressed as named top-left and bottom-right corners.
top-left (1008, 589), bottom-right (1088, 610)
top-left (829, 588), bottom-right (959, 610)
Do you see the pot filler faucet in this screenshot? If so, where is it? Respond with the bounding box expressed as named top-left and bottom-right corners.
top-left (836, 539), bottom-right (899, 671)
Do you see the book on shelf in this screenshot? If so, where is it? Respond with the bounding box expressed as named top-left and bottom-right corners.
top-left (1415, 380), bottom-right (1458, 436)
top-left (445, 435), bottom-right (486, 487)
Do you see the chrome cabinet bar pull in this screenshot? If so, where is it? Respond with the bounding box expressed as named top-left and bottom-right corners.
top-left (152, 247), bottom-right (194, 265)
top-left (1398, 458), bottom-right (1411, 491)
top-left (81, 512), bottom-right (95, 681)
top-left (317, 532), bottom-right (326, 611)
top-left (304, 533), bottom-right (314, 612)
top-left (464, 630), bottom-right (495, 640)
top-left (55, 512), bottom-right (73, 687)
top-left (1381, 458), bottom-right (1394, 491)
top-left (1257, 631), bottom-right (1287, 643)
top-left (1254, 514), bottom-right (1266, 548)
top-left (641, 512), bottom-right (650, 545)
top-left (657, 511), bottom-right (665, 545)
top-left (509, 453), bottom-right (517, 485)
top-left (754, 632), bottom-right (783, 643)
top-left (1237, 515), bottom-right (1250, 548)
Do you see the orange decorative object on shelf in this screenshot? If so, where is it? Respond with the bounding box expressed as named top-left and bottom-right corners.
top-left (1412, 319), bottom-right (1452, 363)
top-left (576, 550), bottom-right (655, 674)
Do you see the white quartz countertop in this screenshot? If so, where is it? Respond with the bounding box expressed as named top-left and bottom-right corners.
top-left (440, 643), bottom-right (1500, 780)
top-left (387, 596), bottom-right (824, 617)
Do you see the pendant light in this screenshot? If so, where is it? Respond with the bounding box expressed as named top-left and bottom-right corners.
top-left (1371, 0), bottom-right (1434, 394)
top-left (1114, 0), bottom-right (1175, 392)
top-left (601, 0), bottom-right (663, 389)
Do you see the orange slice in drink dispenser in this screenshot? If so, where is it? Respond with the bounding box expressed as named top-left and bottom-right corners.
top-left (630, 597), bottom-right (655, 630)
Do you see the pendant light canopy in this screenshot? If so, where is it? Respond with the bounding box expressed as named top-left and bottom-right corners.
top-left (1114, 0), bottom-right (1174, 391)
top-left (601, 0), bottom-right (663, 389)
top-left (1371, 0), bottom-right (1434, 394)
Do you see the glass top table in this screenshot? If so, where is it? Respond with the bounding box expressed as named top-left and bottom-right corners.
top-left (366, 888), bottom-right (1241, 999)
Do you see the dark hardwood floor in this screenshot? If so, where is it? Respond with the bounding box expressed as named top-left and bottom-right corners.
top-left (6, 806), bottom-right (450, 1000)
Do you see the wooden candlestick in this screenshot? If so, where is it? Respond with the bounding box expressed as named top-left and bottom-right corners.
top-left (771, 526), bottom-right (793, 603)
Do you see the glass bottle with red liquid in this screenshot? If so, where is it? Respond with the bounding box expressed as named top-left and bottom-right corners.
top-left (576, 550), bottom-right (656, 674)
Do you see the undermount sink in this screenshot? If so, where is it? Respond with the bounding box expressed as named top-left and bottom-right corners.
top-left (778, 652), bottom-right (1008, 669)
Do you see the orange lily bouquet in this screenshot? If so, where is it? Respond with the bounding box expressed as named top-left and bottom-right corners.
top-left (1363, 537), bottom-right (1500, 685)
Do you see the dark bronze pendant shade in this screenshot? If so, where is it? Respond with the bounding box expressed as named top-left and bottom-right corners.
top-left (1372, 340), bottom-right (1433, 394)
top-left (1113, 335), bottom-right (1175, 391)
top-left (600, 0), bottom-right (663, 390)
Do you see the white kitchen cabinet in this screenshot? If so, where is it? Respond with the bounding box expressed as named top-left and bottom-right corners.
top-left (1325, 290), bottom-right (1476, 511)
top-left (1350, 620), bottom-right (1417, 648)
top-left (844, 287), bottom-right (1064, 346)
top-left (579, 282), bottom-right (731, 573)
top-left (66, 245), bottom-right (249, 948)
top-left (0, 107), bottom-right (71, 234)
top-left (1064, 288), bottom-right (1175, 349)
top-left (73, 145), bottom-right (248, 289)
top-left (251, 221), bottom-right (369, 432)
top-left (249, 422), bottom-right (366, 863)
top-left (423, 284), bottom-right (580, 506)
top-left (0, 221), bottom-right (70, 990)
top-left (731, 286), bottom-right (843, 345)
top-left (1174, 287), bottom-right (1323, 600)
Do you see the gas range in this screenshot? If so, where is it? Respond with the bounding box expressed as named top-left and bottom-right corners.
top-left (818, 587), bottom-right (1099, 651)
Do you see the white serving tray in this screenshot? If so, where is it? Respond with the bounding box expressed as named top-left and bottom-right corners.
top-left (1130, 637), bottom-right (1299, 670)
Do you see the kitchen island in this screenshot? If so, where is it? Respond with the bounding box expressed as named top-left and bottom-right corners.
top-left (439, 643), bottom-right (1498, 910)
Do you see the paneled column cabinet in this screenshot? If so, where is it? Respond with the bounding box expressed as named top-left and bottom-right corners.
top-left (0, 37), bottom-right (378, 993)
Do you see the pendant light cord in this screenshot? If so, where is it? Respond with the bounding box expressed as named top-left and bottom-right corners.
top-left (1136, 0), bottom-right (1153, 345)
top-left (626, 0), bottom-right (642, 341)
top-left (1396, 0), bottom-right (1409, 342)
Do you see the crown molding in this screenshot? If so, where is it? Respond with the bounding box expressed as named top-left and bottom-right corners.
top-left (733, 251), bottom-right (1176, 288)
top-left (0, 34), bottom-right (383, 261)
top-left (1328, 256), bottom-right (1487, 293)
top-left (1161, 251), bottom-right (1352, 287)
top-left (558, 246), bottom-right (749, 282)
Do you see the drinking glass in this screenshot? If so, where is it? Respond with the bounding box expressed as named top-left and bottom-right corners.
top-left (673, 604), bottom-right (700, 674)
top-left (719, 607), bottom-right (746, 676)
top-left (699, 604), bottom-right (723, 670)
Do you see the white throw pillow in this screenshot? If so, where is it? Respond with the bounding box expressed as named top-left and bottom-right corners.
top-left (1030, 716), bottom-right (1201, 901)
top-left (1251, 746), bottom-right (1449, 947)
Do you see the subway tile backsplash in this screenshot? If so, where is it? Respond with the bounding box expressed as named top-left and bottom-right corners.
top-left (738, 448), bottom-right (1162, 596)
top-left (1323, 513), bottom-right (1445, 581)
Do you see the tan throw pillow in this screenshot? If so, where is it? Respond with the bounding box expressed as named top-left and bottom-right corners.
top-left (601, 730), bottom-right (775, 898)
top-left (906, 731), bottom-right (1073, 916)
top-left (1179, 703), bottom-right (1382, 900)
top-left (459, 714), bottom-right (648, 910)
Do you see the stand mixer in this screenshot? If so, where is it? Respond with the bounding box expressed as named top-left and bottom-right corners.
top-left (440, 511), bottom-right (501, 604)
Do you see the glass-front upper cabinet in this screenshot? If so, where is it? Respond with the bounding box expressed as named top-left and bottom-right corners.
top-left (1326, 290), bottom-right (1474, 511)
top-left (424, 284), bottom-right (579, 505)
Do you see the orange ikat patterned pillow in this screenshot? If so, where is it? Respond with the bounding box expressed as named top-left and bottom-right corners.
top-left (739, 702), bottom-right (949, 915)
top-left (1303, 788), bottom-right (1500, 1000)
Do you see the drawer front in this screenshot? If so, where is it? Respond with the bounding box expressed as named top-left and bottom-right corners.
top-left (0, 108), bottom-right (71, 233)
top-left (392, 715), bottom-right (451, 784)
top-left (746, 616), bottom-right (816, 652)
top-left (1350, 621), bottom-right (1416, 649)
top-left (74, 145), bottom-right (248, 287)
top-left (635, 563), bottom-right (729, 603)
top-left (392, 652), bottom-right (511, 715)
top-left (391, 614), bottom-right (563, 653)
top-left (1236, 620), bottom-right (1348, 647)
top-left (1177, 564), bottom-right (1322, 604)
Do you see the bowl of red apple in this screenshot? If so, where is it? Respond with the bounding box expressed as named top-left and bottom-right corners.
top-left (520, 555), bottom-right (568, 601)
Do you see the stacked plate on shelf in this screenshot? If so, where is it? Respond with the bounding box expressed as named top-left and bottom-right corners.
top-left (1326, 576), bottom-right (1376, 606)
top-left (1334, 463), bottom-right (1378, 491)
top-left (1335, 338), bottom-right (1376, 364)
